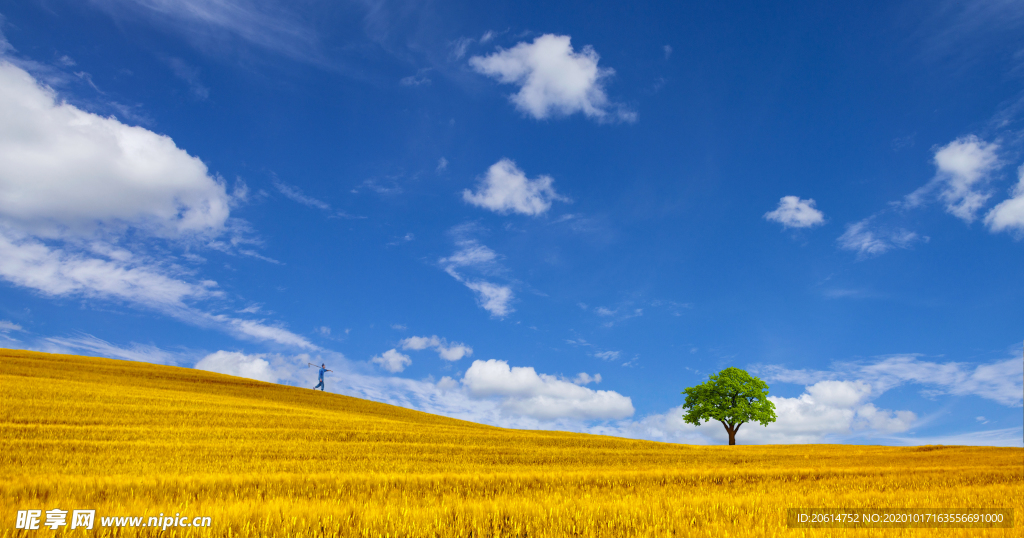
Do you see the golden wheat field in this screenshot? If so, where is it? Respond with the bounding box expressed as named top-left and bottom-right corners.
top-left (1, 348), bottom-right (1020, 537)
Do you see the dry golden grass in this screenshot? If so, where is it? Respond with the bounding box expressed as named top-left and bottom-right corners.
top-left (1, 348), bottom-right (1020, 537)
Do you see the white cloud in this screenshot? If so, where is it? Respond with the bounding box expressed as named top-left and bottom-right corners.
top-left (440, 239), bottom-right (515, 318)
top-left (764, 196), bottom-right (826, 229)
top-left (440, 240), bottom-right (499, 268)
top-left (595, 307), bottom-right (616, 316)
top-left (436, 157), bottom-right (448, 172)
top-left (760, 353), bottom-right (1024, 408)
top-left (399, 69), bottom-right (431, 86)
top-left (804, 379), bottom-right (872, 407)
top-left (399, 335), bottom-right (437, 351)
top-left (753, 383), bottom-right (916, 442)
top-left (194, 350), bottom-right (278, 382)
top-left (371, 348), bottom-right (412, 373)
top-left (906, 135), bottom-right (1000, 222)
top-left (0, 229), bottom-right (317, 350)
top-left (399, 335), bottom-right (472, 361)
top-left (462, 359), bottom-right (633, 421)
top-left (0, 60), bottom-right (317, 352)
top-left (44, 333), bottom-right (184, 365)
top-left (463, 158), bottom-right (568, 216)
top-left (0, 61), bottom-right (230, 239)
top-left (594, 350), bottom-right (620, 361)
top-left (608, 350), bottom-right (1023, 446)
top-left (596, 379), bottom-right (916, 445)
top-left (663, 45), bottom-right (672, 59)
top-left (859, 354), bottom-right (1023, 407)
top-left (463, 280), bottom-right (514, 318)
top-left (837, 218), bottom-right (921, 258)
top-left (88, 0), bottom-right (319, 64)
top-left (0, 320), bottom-right (23, 332)
top-left (985, 163), bottom-right (1024, 234)
top-left (0, 229), bottom-right (220, 309)
top-left (885, 427), bottom-right (1023, 448)
top-left (469, 34), bottom-right (634, 122)
top-left (274, 179), bottom-right (330, 211)
top-left (215, 316), bottom-right (318, 350)
top-left (572, 372), bottom-right (602, 385)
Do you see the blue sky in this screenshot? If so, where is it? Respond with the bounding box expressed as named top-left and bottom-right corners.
top-left (0, 0), bottom-right (1021, 445)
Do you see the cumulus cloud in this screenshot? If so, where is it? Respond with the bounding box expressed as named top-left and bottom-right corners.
top-left (195, 350), bottom-right (279, 382)
top-left (462, 359), bottom-right (632, 421)
top-left (400, 335), bottom-right (472, 361)
top-left (0, 60), bottom-right (314, 351)
top-left (769, 381), bottom-right (913, 437)
top-left (837, 218), bottom-right (922, 258)
top-left (0, 61), bottom-right (230, 239)
top-left (985, 163), bottom-right (1024, 234)
top-left (906, 136), bottom-right (1000, 222)
top-left (764, 196), bottom-right (826, 228)
top-left (469, 34), bottom-right (634, 122)
top-left (371, 348), bottom-right (412, 373)
top-left (463, 158), bottom-right (568, 216)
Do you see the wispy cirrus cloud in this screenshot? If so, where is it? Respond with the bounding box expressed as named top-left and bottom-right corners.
top-left (439, 235), bottom-right (515, 318)
top-left (837, 217), bottom-right (923, 259)
top-left (756, 351), bottom-right (1024, 408)
top-left (274, 178), bottom-right (331, 211)
top-left (87, 0), bottom-right (322, 64)
top-left (42, 333), bottom-right (192, 366)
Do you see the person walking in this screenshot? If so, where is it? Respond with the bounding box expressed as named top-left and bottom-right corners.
top-left (312, 362), bottom-right (332, 391)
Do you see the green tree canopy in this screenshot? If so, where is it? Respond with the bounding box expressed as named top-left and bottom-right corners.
top-left (681, 367), bottom-right (777, 445)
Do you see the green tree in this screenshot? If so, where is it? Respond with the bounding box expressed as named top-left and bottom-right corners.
top-left (681, 367), bottom-right (777, 445)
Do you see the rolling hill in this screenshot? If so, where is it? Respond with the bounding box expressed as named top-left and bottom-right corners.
top-left (2, 348), bottom-right (1020, 536)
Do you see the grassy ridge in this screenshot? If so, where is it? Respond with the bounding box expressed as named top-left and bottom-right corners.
top-left (2, 348), bottom-right (1020, 537)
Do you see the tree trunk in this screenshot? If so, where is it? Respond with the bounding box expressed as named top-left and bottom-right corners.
top-left (722, 421), bottom-right (738, 445)
top-left (721, 421), bottom-right (742, 445)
